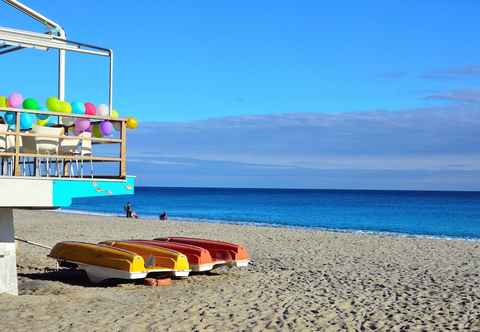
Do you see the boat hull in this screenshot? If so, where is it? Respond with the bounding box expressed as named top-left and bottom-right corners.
top-left (99, 241), bottom-right (191, 277)
top-left (124, 240), bottom-right (217, 272)
top-left (49, 241), bottom-right (148, 283)
top-left (154, 237), bottom-right (250, 268)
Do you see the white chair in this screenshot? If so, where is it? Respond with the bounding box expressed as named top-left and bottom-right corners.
top-left (60, 131), bottom-right (92, 177)
top-left (1, 125), bottom-right (23, 176)
top-left (0, 124), bottom-right (8, 175)
top-left (23, 125), bottom-right (64, 176)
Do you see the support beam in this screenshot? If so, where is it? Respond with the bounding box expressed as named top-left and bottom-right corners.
top-left (0, 208), bottom-right (18, 295)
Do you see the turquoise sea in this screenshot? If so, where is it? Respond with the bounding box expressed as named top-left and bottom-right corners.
top-left (64, 187), bottom-right (480, 239)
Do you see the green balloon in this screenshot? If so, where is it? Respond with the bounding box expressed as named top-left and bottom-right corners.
top-left (23, 98), bottom-right (40, 110)
top-left (92, 124), bottom-right (103, 138)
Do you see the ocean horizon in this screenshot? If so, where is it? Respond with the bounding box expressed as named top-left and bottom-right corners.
top-left (64, 186), bottom-right (480, 240)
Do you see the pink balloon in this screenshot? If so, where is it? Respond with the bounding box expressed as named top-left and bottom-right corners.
top-left (8, 92), bottom-right (23, 108)
top-left (84, 102), bottom-right (96, 115)
top-left (74, 118), bottom-right (90, 134)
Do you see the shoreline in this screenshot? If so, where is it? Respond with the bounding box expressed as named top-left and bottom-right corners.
top-left (58, 208), bottom-right (480, 242)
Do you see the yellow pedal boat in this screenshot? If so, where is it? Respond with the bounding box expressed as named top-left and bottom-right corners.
top-left (49, 241), bottom-right (149, 283)
top-left (99, 241), bottom-right (190, 278)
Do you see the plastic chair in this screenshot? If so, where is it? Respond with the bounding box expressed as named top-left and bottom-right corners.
top-left (0, 124), bottom-right (8, 175)
top-left (60, 131), bottom-right (93, 177)
top-left (23, 125), bottom-right (64, 176)
top-left (1, 125), bottom-right (23, 176)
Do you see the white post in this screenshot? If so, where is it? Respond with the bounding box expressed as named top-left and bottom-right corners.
top-left (58, 49), bottom-right (66, 101)
top-left (0, 208), bottom-right (18, 295)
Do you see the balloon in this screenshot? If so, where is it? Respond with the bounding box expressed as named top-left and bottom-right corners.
top-left (8, 92), bottom-right (23, 108)
top-left (126, 117), bottom-right (138, 129)
top-left (63, 117), bottom-right (75, 126)
top-left (37, 109), bottom-right (49, 120)
top-left (19, 113), bottom-right (33, 130)
top-left (110, 109), bottom-right (120, 130)
top-left (46, 97), bottom-right (60, 112)
top-left (0, 96), bottom-right (7, 108)
top-left (37, 118), bottom-right (49, 126)
top-left (58, 101), bottom-right (72, 114)
top-left (4, 111), bottom-right (34, 128)
top-left (47, 117), bottom-right (58, 126)
top-left (71, 101), bottom-right (85, 114)
top-left (84, 102), bottom-right (96, 115)
top-left (91, 124), bottom-right (103, 138)
top-left (4, 112), bottom-right (15, 125)
top-left (74, 118), bottom-right (90, 134)
top-left (97, 104), bottom-right (109, 117)
top-left (23, 98), bottom-right (40, 110)
top-left (99, 120), bottom-right (113, 136)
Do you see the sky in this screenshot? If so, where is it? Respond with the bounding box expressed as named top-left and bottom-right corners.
top-left (1, 1), bottom-right (480, 190)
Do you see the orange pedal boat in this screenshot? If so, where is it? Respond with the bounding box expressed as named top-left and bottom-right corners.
top-left (154, 237), bottom-right (250, 268)
top-left (123, 240), bottom-right (217, 272)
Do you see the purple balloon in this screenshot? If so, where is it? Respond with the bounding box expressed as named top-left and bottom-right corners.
top-left (99, 120), bottom-right (113, 136)
top-left (74, 118), bottom-right (90, 134)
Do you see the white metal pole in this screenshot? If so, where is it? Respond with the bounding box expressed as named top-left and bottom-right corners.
top-left (58, 49), bottom-right (65, 100)
top-left (109, 50), bottom-right (113, 116)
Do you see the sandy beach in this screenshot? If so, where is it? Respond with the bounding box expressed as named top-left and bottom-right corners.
top-left (1, 209), bottom-right (480, 331)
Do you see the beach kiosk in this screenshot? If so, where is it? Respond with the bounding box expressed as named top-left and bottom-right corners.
top-left (0, 0), bottom-right (135, 295)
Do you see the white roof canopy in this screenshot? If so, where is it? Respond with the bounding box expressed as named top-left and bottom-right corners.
top-left (0, 0), bottom-right (114, 112)
top-left (0, 27), bottom-right (111, 56)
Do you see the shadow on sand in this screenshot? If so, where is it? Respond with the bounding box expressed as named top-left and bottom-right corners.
top-left (18, 268), bottom-right (224, 289)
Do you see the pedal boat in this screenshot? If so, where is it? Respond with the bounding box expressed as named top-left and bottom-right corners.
top-left (122, 240), bottom-right (217, 272)
top-left (154, 237), bottom-right (250, 268)
top-left (99, 241), bottom-right (190, 277)
top-left (49, 241), bottom-right (150, 283)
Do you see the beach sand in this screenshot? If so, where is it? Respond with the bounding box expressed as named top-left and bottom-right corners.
top-left (1, 209), bottom-right (480, 331)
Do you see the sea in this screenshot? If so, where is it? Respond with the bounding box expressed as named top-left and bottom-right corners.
top-left (63, 187), bottom-right (480, 240)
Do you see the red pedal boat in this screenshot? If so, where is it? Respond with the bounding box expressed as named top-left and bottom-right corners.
top-left (154, 237), bottom-right (250, 268)
top-left (122, 240), bottom-right (216, 272)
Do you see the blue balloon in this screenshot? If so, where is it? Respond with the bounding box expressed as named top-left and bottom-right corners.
top-left (4, 112), bottom-right (33, 129)
top-left (20, 113), bottom-right (33, 130)
top-left (37, 105), bottom-right (49, 120)
top-left (46, 116), bottom-right (58, 127)
top-left (71, 101), bottom-right (85, 114)
top-left (4, 112), bottom-right (15, 125)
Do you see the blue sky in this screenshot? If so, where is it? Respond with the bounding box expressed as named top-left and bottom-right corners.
top-left (2, 1), bottom-right (480, 189)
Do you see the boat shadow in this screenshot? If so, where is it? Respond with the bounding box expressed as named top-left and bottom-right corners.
top-left (18, 268), bottom-right (225, 288)
top-left (18, 268), bottom-right (137, 288)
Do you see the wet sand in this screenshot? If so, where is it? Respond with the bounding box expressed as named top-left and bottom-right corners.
top-left (2, 209), bottom-right (480, 331)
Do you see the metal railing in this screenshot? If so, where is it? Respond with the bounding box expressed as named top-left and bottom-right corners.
top-left (0, 107), bottom-right (127, 179)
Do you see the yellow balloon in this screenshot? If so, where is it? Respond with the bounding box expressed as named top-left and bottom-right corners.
top-left (37, 118), bottom-right (49, 126)
top-left (46, 97), bottom-right (60, 112)
top-left (0, 96), bottom-right (7, 108)
top-left (60, 101), bottom-right (72, 114)
top-left (111, 109), bottom-right (119, 118)
top-left (126, 117), bottom-right (138, 129)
